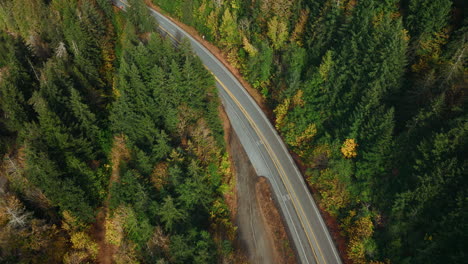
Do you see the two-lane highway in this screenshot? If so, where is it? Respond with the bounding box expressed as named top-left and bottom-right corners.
top-left (114, 1), bottom-right (342, 263)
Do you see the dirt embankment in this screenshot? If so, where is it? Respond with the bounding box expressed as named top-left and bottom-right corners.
top-left (256, 177), bottom-right (297, 264)
top-left (217, 106), bottom-right (250, 264)
top-left (139, 6), bottom-right (298, 261)
top-left (228, 127), bottom-right (297, 264)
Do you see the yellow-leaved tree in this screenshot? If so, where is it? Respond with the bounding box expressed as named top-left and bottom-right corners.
top-left (346, 215), bottom-right (374, 264)
top-left (219, 8), bottom-right (240, 49)
top-left (292, 89), bottom-right (305, 107)
top-left (290, 10), bottom-right (309, 45)
top-left (267, 16), bottom-right (288, 50)
top-left (308, 169), bottom-right (350, 216)
top-left (274, 98), bottom-right (291, 130)
top-left (62, 211), bottom-right (98, 264)
top-left (243, 36), bottom-right (258, 57)
top-left (292, 123), bottom-right (317, 147)
top-left (341, 138), bottom-right (358, 158)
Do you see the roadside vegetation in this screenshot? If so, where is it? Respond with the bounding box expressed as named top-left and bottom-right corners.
top-left (0, 0), bottom-right (236, 263)
top-left (150, 0), bottom-right (467, 262)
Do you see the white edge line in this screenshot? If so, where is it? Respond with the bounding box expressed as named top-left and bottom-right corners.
top-left (221, 87), bottom-right (311, 264)
top-left (117, 1), bottom-right (341, 262)
top-left (151, 7), bottom-right (341, 264)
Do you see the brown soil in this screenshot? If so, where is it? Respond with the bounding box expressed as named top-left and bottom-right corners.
top-left (92, 135), bottom-right (130, 264)
top-left (229, 128), bottom-right (297, 264)
top-left (255, 177), bottom-right (297, 264)
top-left (217, 106), bottom-right (250, 263)
top-left (92, 210), bottom-right (112, 264)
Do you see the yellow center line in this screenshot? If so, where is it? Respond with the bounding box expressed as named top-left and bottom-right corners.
top-left (159, 14), bottom-right (326, 264)
top-left (119, 2), bottom-right (328, 262)
top-left (158, 26), bottom-right (180, 43)
top-left (215, 76), bottom-right (326, 264)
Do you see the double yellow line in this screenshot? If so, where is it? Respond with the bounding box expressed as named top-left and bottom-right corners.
top-left (156, 14), bottom-right (327, 264)
top-left (119, 1), bottom-right (328, 262)
top-left (214, 77), bottom-right (326, 264)
top-left (158, 29), bottom-right (326, 264)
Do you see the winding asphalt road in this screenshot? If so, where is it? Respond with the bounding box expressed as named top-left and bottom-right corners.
top-left (114, 1), bottom-right (342, 263)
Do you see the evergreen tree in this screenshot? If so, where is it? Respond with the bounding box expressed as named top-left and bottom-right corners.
top-left (127, 0), bottom-right (158, 33)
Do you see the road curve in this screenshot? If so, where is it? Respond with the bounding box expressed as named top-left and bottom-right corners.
top-left (114, 1), bottom-right (342, 263)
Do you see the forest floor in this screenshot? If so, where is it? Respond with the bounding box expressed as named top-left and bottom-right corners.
top-left (93, 135), bottom-right (129, 264)
top-left (93, 206), bottom-right (112, 264)
top-left (229, 128), bottom-right (296, 264)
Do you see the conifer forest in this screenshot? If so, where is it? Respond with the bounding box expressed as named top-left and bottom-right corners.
top-left (0, 0), bottom-right (466, 263)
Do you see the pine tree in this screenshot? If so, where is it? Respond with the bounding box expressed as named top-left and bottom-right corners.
top-left (127, 0), bottom-right (158, 33)
top-left (406, 0), bottom-right (452, 37)
top-left (158, 196), bottom-right (186, 232)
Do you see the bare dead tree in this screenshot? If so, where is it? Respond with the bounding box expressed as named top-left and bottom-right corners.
top-left (71, 40), bottom-right (80, 56)
top-left (213, 0), bottom-right (223, 9)
top-left (238, 17), bottom-right (251, 33)
top-left (55, 41), bottom-right (68, 58)
top-left (1, 196), bottom-right (31, 228)
top-left (27, 58), bottom-right (40, 82)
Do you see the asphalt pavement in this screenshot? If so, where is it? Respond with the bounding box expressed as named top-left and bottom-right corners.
top-left (113, 1), bottom-right (343, 263)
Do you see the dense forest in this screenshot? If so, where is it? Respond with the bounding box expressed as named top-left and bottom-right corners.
top-left (0, 0), bottom-right (466, 263)
top-left (0, 0), bottom-right (237, 263)
top-left (151, 0), bottom-right (466, 263)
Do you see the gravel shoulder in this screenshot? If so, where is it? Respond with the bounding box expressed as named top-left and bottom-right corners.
top-left (230, 128), bottom-right (296, 264)
top-left (229, 129), bottom-right (278, 264)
